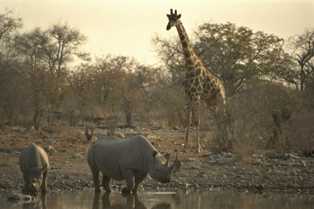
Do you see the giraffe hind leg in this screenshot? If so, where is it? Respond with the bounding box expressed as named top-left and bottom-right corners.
top-left (195, 101), bottom-right (201, 153)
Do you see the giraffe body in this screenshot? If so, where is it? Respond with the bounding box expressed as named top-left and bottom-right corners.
top-left (166, 9), bottom-right (226, 152)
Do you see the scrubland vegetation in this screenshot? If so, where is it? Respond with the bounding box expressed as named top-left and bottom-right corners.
top-left (1, 10), bottom-right (314, 156)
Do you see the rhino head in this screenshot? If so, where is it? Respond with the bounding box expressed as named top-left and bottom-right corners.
top-left (24, 168), bottom-right (43, 196)
top-left (149, 151), bottom-right (181, 183)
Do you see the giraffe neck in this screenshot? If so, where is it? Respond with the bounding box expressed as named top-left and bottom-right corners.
top-left (175, 20), bottom-right (196, 64)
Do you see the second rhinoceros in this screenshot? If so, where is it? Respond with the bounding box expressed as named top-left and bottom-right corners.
top-left (19, 143), bottom-right (49, 196)
top-left (87, 135), bottom-right (180, 194)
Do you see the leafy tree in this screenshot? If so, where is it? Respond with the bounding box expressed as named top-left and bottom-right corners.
top-left (0, 10), bottom-right (21, 42)
top-left (154, 22), bottom-right (294, 96)
top-left (12, 24), bottom-right (87, 128)
top-left (14, 28), bottom-right (50, 129)
top-left (65, 63), bottom-right (97, 125)
top-left (46, 24), bottom-right (87, 110)
top-left (0, 11), bottom-right (23, 125)
top-left (93, 56), bottom-right (146, 127)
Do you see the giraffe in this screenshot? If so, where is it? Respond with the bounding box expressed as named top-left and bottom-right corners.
top-left (166, 9), bottom-right (226, 153)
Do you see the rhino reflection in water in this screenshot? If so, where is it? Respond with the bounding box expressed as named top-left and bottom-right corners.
top-left (22, 194), bottom-right (47, 209)
top-left (87, 135), bottom-right (181, 195)
top-left (92, 192), bottom-right (171, 209)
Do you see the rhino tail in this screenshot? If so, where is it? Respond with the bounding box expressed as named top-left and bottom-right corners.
top-left (87, 145), bottom-right (98, 172)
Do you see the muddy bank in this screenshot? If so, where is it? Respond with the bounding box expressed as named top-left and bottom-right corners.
top-left (1, 126), bottom-right (314, 197)
top-left (2, 150), bottom-right (314, 197)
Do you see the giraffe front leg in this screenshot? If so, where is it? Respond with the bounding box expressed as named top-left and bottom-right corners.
top-left (185, 103), bottom-right (192, 148)
top-left (195, 100), bottom-right (201, 153)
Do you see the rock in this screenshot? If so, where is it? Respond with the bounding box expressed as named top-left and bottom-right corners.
top-left (72, 153), bottom-right (83, 159)
top-left (114, 132), bottom-right (125, 138)
top-left (301, 160), bottom-right (307, 167)
top-left (10, 126), bottom-right (27, 133)
top-left (288, 153), bottom-right (300, 159)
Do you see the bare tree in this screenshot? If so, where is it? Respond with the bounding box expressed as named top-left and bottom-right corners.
top-left (292, 29), bottom-right (314, 91)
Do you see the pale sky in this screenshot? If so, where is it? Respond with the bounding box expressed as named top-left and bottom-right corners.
top-left (1, 0), bottom-right (314, 65)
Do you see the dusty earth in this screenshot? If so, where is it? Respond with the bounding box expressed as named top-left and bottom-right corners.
top-left (1, 125), bottom-right (314, 199)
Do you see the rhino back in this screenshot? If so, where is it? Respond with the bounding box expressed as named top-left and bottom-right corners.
top-left (19, 143), bottom-right (49, 173)
top-left (88, 136), bottom-right (156, 180)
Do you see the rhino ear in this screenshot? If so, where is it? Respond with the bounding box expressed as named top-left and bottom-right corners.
top-left (164, 153), bottom-right (170, 166)
top-left (153, 151), bottom-right (157, 158)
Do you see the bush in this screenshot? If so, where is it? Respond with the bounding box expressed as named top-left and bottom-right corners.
top-left (211, 80), bottom-right (298, 153)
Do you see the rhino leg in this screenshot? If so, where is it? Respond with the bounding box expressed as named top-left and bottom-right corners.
top-left (121, 170), bottom-right (134, 195)
top-left (91, 169), bottom-right (101, 192)
top-left (41, 170), bottom-right (48, 193)
top-left (22, 173), bottom-right (30, 194)
top-left (102, 175), bottom-right (111, 193)
top-left (132, 176), bottom-right (144, 194)
top-left (102, 192), bottom-right (111, 208)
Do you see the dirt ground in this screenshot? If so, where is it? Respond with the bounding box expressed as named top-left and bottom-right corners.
top-left (1, 125), bottom-right (314, 198)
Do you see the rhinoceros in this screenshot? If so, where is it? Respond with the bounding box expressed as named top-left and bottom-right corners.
top-left (19, 143), bottom-right (49, 196)
top-left (87, 135), bottom-right (180, 194)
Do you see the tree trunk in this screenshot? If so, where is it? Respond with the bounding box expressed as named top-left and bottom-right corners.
top-left (126, 111), bottom-right (133, 128)
top-left (300, 65), bottom-right (306, 91)
top-left (123, 98), bottom-right (134, 128)
top-left (33, 109), bottom-right (41, 130)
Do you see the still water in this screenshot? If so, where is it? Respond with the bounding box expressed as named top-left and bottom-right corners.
top-left (2, 190), bottom-right (314, 209)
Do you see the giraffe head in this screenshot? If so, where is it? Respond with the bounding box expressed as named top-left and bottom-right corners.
top-left (166, 9), bottom-right (181, 30)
